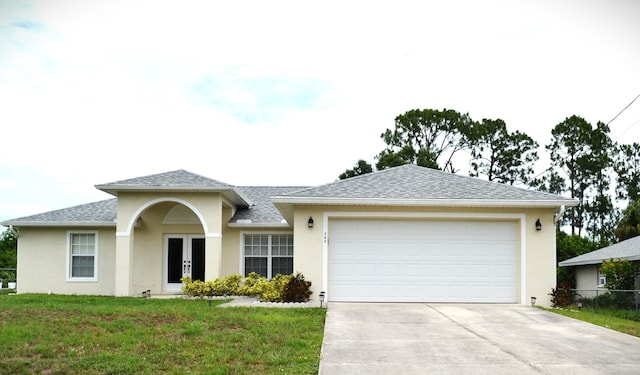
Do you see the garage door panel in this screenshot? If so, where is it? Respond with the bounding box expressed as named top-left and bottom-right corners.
top-left (329, 219), bottom-right (517, 303)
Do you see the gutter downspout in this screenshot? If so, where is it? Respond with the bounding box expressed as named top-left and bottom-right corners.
top-left (9, 225), bottom-right (19, 238)
top-left (553, 205), bottom-right (566, 225)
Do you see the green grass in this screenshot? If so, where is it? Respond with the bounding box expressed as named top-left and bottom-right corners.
top-left (546, 306), bottom-right (640, 338)
top-left (0, 294), bottom-right (326, 374)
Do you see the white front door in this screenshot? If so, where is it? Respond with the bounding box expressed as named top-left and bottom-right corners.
top-left (163, 235), bottom-right (205, 292)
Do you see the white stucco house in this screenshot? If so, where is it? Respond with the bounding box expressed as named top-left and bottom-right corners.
top-left (559, 235), bottom-right (640, 296)
top-left (1, 165), bottom-right (577, 306)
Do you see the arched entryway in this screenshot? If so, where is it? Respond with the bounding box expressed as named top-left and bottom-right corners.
top-left (115, 195), bottom-right (222, 296)
top-left (161, 204), bottom-right (207, 292)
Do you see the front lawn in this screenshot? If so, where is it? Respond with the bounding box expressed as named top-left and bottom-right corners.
top-left (0, 294), bottom-right (326, 374)
top-left (546, 307), bottom-right (640, 338)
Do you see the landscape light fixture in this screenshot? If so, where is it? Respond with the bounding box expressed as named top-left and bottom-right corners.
top-left (308, 216), bottom-right (314, 228)
top-left (531, 296), bottom-right (537, 306)
top-left (535, 219), bottom-right (542, 231)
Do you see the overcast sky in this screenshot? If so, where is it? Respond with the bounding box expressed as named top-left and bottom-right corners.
top-left (1, 0), bottom-right (639, 222)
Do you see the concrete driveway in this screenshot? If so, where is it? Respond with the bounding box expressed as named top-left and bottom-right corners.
top-left (319, 303), bottom-right (640, 375)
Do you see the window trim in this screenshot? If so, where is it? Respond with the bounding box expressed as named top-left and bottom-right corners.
top-left (597, 268), bottom-right (606, 288)
top-left (66, 230), bottom-right (99, 282)
top-left (240, 231), bottom-right (293, 279)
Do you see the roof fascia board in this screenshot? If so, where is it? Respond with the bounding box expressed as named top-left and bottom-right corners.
top-left (95, 185), bottom-right (232, 193)
top-left (560, 255), bottom-right (640, 267)
top-left (95, 185), bottom-right (252, 206)
top-left (271, 197), bottom-right (579, 208)
top-left (227, 222), bottom-right (291, 228)
top-left (2, 221), bottom-right (116, 228)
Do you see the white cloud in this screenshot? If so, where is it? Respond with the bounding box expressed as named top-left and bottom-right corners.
top-left (1, 0), bottom-right (640, 221)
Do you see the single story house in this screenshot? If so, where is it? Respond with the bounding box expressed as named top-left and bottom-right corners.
top-left (559, 236), bottom-right (640, 296)
top-left (2, 165), bottom-right (577, 306)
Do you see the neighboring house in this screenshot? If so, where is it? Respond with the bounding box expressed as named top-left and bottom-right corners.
top-left (559, 236), bottom-right (640, 297)
top-left (1, 165), bottom-right (577, 306)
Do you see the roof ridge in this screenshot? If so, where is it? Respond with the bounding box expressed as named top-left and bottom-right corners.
top-left (238, 185), bottom-right (310, 188)
top-left (96, 169), bottom-right (233, 187)
top-left (281, 164), bottom-right (411, 195)
top-left (275, 164), bottom-right (577, 204)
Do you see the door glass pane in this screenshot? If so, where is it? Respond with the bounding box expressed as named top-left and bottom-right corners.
top-left (191, 238), bottom-right (205, 282)
top-left (167, 238), bottom-right (183, 283)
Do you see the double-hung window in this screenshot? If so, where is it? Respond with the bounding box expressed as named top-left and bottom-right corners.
top-left (243, 234), bottom-right (293, 278)
top-left (597, 269), bottom-right (606, 287)
top-left (67, 231), bottom-right (98, 281)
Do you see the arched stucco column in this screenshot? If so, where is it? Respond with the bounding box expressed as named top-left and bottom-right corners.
top-left (205, 235), bottom-right (222, 281)
top-left (115, 233), bottom-right (134, 296)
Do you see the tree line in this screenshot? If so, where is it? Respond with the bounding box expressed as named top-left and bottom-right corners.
top-left (339, 108), bottom-right (640, 247)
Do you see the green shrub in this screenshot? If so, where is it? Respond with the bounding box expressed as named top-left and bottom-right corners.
top-left (238, 272), bottom-right (265, 297)
top-left (282, 272), bottom-right (313, 302)
top-left (220, 274), bottom-right (243, 296)
top-left (582, 291), bottom-right (636, 310)
top-left (181, 273), bottom-right (312, 303)
top-left (598, 259), bottom-right (638, 308)
top-left (181, 277), bottom-right (205, 298)
top-left (254, 278), bottom-right (280, 302)
top-left (601, 258), bottom-right (637, 291)
top-left (549, 280), bottom-right (576, 308)
top-left (577, 291), bottom-right (639, 315)
top-left (257, 274), bottom-right (292, 302)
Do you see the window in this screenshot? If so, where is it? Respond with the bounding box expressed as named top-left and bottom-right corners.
top-left (597, 269), bottom-right (606, 287)
top-left (67, 232), bottom-right (98, 281)
top-left (243, 234), bottom-right (293, 278)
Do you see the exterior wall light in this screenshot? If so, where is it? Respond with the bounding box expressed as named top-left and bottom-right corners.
top-left (531, 296), bottom-right (537, 306)
top-left (535, 218), bottom-right (542, 231)
top-left (308, 216), bottom-right (314, 228)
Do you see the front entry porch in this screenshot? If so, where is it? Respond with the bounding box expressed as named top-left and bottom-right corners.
top-left (113, 195), bottom-right (227, 297)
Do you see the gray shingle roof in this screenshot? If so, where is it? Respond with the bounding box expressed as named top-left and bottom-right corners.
top-left (97, 169), bottom-right (232, 189)
top-left (1, 199), bottom-right (117, 226)
top-left (1, 188), bottom-right (308, 227)
top-left (95, 169), bottom-right (251, 206)
top-left (559, 236), bottom-right (640, 267)
top-left (277, 164), bottom-right (576, 205)
top-left (231, 186), bottom-right (309, 224)
top-left (2, 165), bottom-right (577, 228)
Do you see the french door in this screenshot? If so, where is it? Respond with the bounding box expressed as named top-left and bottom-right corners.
top-left (163, 235), bottom-right (205, 292)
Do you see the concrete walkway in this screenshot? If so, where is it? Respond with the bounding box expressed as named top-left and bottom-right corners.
top-left (319, 303), bottom-right (640, 375)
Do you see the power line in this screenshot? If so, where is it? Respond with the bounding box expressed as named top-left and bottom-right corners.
top-left (607, 93), bottom-right (640, 126)
top-left (614, 117), bottom-right (640, 141)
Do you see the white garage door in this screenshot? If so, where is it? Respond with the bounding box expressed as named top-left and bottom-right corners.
top-left (328, 219), bottom-right (517, 303)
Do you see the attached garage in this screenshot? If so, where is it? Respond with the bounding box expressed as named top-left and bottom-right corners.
top-left (271, 164), bottom-right (578, 307)
top-left (328, 218), bottom-right (518, 303)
